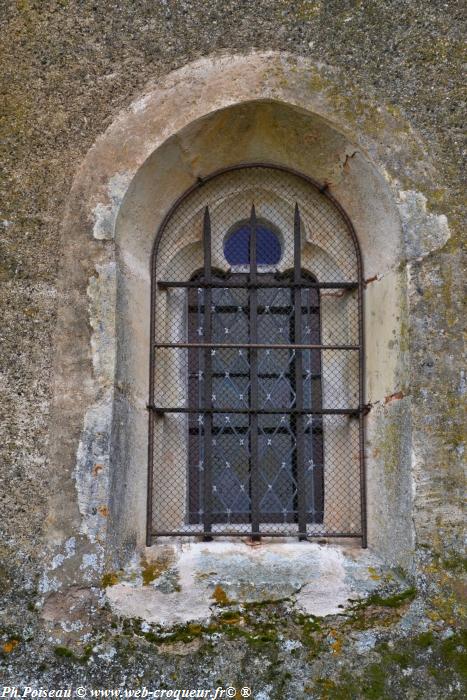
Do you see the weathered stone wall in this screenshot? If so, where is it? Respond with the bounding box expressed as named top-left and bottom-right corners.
top-left (1, 1), bottom-right (465, 696)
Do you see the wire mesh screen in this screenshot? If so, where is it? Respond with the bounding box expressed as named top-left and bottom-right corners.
top-left (148, 165), bottom-right (364, 541)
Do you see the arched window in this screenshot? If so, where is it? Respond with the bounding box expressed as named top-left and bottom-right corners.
top-left (148, 165), bottom-right (364, 543)
top-left (224, 221), bottom-right (282, 266)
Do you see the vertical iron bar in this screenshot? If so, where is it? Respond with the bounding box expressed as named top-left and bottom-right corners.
top-left (249, 205), bottom-right (260, 540)
top-left (294, 203), bottom-right (307, 540)
top-left (202, 207), bottom-right (213, 540)
top-left (358, 269), bottom-right (368, 547)
top-left (310, 283), bottom-right (324, 524)
top-left (146, 253), bottom-right (157, 546)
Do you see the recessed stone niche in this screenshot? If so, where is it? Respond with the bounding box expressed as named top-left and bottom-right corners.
top-left (46, 52), bottom-right (450, 622)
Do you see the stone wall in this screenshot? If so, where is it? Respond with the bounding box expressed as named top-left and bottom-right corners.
top-left (1, 2), bottom-right (465, 697)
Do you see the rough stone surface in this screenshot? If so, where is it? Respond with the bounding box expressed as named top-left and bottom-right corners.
top-left (105, 542), bottom-right (384, 624)
top-left (1, 1), bottom-right (465, 697)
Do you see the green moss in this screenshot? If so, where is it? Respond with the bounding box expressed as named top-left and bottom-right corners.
top-left (101, 571), bottom-right (119, 587)
top-left (294, 613), bottom-right (323, 651)
top-left (53, 645), bottom-right (92, 663)
top-left (139, 601), bottom-right (288, 651)
top-left (312, 629), bottom-right (464, 699)
top-left (53, 645), bottom-right (76, 659)
top-left (414, 631), bottom-right (435, 648)
top-left (317, 678), bottom-right (351, 698)
top-left (442, 554), bottom-right (467, 574)
top-left (342, 588), bottom-right (417, 633)
top-left (314, 672), bottom-right (365, 700)
top-left (440, 631), bottom-right (467, 678)
top-left (363, 663), bottom-right (388, 699)
top-left (365, 587), bottom-right (417, 608)
top-left (216, 618), bottom-right (279, 647)
top-left (242, 596), bottom-right (291, 610)
top-left (145, 628), bottom-right (198, 645)
top-left (141, 552), bottom-right (174, 586)
top-left (241, 623), bottom-right (279, 647)
top-left (218, 610), bottom-right (242, 625)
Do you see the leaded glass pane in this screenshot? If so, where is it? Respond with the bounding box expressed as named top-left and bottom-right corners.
top-left (187, 271), bottom-right (324, 525)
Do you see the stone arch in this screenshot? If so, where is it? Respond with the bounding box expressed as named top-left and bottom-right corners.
top-left (49, 52), bottom-right (417, 575)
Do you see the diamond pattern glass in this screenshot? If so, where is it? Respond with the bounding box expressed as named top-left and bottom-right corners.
top-left (186, 273), bottom-right (326, 526)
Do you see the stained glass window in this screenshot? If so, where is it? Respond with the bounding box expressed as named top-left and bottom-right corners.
top-left (187, 269), bottom-right (324, 527)
top-left (224, 222), bottom-right (282, 266)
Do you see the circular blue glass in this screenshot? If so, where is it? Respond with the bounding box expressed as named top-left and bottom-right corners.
top-left (224, 224), bottom-right (282, 266)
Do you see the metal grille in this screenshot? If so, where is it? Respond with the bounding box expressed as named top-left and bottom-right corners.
top-left (148, 164), bottom-right (366, 544)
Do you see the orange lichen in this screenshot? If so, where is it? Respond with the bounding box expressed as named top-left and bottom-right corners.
top-left (211, 585), bottom-right (230, 605)
top-left (2, 639), bottom-right (19, 653)
top-left (330, 635), bottom-right (343, 654)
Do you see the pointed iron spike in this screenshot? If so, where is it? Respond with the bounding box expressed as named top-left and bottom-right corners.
top-left (249, 203), bottom-right (257, 274)
top-left (203, 204), bottom-right (212, 273)
top-left (294, 201), bottom-right (302, 283)
top-left (294, 202), bottom-right (301, 230)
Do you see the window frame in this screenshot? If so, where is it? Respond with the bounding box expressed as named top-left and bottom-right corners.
top-left (147, 163), bottom-right (366, 546)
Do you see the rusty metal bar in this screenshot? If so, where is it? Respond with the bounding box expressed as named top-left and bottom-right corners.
top-left (148, 406), bottom-right (360, 415)
top-left (202, 207), bottom-right (213, 540)
top-left (158, 280), bottom-right (358, 289)
top-left (309, 286), bottom-right (324, 525)
top-left (358, 247), bottom-right (368, 548)
top-left (152, 531), bottom-right (362, 538)
top-left (293, 204), bottom-right (307, 540)
top-left (248, 205), bottom-right (260, 540)
top-left (154, 342), bottom-right (359, 350)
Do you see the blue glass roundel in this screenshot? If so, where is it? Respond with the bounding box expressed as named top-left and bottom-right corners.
top-left (224, 223), bottom-right (282, 266)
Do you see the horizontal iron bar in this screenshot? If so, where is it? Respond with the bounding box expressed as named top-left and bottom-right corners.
top-left (188, 305), bottom-right (320, 313)
top-left (189, 371), bottom-right (322, 379)
top-left (148, 405), bottom-right (359, 415)
top-left (189, 425), bottom-right (324, 435)
top-left (154, 342), bottom-right (359, 350)
top-left (151, 532), bottom-right (362, 538)
top-left (158, 280), bottom-right (358, 289)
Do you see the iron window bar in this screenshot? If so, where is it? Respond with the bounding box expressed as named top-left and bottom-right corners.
top-left (248, 205), bottom-right (260, 539)
top-left (190, 371), bottom-right (323, 379)
top-left (158, 280), bottom-right (358, 289)
top-left (202, 206), bottom-right (213, 537)
top-left (152, 531), bottom-right (361, 538)
top-left (293, 203), bottom-right (307, 539)
top-left (190, 427), bottom-right (325, 436)
top-left (154, 342), bottom-right (359, 350)
top-left (147, 407), bottom-right (360, 415)
top-left (188, 305), bottom-right (321, 313)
